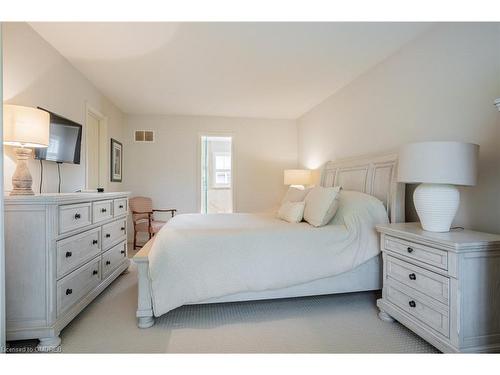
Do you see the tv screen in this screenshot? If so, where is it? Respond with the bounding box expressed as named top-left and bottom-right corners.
top-left (35, 109), bottom-right (82, 164)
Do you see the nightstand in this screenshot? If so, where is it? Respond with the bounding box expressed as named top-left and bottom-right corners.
top-left (376, 222), bottom-right (500, 353)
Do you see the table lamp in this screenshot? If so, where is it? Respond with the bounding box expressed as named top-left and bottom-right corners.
top-left (3, 104), bottom-right (50, 195)
top-left (284, 169), bottom-right (312, 189)
top-left (398, 141), bottom-right (479, 232)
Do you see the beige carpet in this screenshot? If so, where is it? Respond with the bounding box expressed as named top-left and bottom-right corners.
top-left (8, 261), bottom-right (439, 353)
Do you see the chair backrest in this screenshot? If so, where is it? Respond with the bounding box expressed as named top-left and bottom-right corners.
top-left (129, 196), bottom-right (153, 222)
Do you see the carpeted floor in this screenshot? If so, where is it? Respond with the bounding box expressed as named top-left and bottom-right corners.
top-left (8, 260), bottom-right (439, 353)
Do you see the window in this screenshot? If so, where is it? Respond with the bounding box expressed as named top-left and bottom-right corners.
top-left (212, 152), bottom-right (231, 188)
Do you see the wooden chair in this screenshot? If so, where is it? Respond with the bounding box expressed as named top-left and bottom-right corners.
top-left (129, 196), bottom-right (177, 249)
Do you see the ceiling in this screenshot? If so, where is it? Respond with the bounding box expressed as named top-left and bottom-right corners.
top-left (30, 22), bottom-right (432, 119)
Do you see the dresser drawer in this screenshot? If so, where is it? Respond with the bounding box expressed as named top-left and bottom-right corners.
top-left (113, 198), bottom-right (128, 217)
top-left (386, 281), bottom-right (449, 337)
top-left (384, 236), bottom-right (448, 270)
top-left (386, 255), bottom-right (449, 305)
top-left (102, 218), bottom-right (127, 249)
top-left (59, 203), bottom-right (92, 234)
top-left (56, 228), bottom-right (101, 279)
top-left (102, 241), bottom-right (127, 279)
top-left (93, 200), bottom-right (113, 223)
top-left (56, 257), bottom-right (101, 316)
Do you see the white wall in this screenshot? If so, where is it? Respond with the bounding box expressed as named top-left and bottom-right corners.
top-left (0, 23), bottom-right (6, 352)
top-left (124, 115), bottom-right (297, 216)
top-left (298, 23), bottom-right (500, 234)
top-left (2, 22), bottom-right (126, 193)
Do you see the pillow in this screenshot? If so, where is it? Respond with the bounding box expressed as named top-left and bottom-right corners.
top-left (330, 190), bottom-right (389, 227)
top-left (303, 186), bottom-right (342, 227)
top-left (281, 186), bottom-right (311, 204)
top-left (277, 201), bottom-right (305, 223)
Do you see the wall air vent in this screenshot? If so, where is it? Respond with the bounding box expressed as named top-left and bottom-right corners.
top-left (134, 130), bottom-right (155, 142)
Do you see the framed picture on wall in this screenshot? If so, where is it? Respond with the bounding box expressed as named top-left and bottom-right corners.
top-left (110, 138), bottom-right (123, 182)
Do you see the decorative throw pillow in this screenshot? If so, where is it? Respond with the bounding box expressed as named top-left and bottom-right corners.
top-left (277, 201), bottom-right (306, 223)
top-left (281, 186), bottom-right (311, 204)
top-left (303, 186), bottom-right (342, 227)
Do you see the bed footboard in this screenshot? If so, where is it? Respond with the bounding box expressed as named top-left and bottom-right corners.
top-left (133, 239), bottom-right (155, 328)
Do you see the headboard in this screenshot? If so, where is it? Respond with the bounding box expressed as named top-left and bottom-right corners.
top-left (321, 153), bottom-right (405, 223)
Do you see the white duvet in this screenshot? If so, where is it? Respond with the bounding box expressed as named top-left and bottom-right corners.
top-left (148, 190), bottom-right (389, 316)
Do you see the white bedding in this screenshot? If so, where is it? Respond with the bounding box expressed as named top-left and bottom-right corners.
top-left (148, 190), bottom-right (389, 316)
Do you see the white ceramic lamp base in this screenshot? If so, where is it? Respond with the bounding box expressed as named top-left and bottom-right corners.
top-left (413, 183), bottom-right (459, 232)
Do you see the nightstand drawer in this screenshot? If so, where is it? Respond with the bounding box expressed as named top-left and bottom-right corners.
top-left (386, 281), bottom-right (449, 337)
top-left (384, 236), bottom-right (448, 270)
top-left (386, 255), bottom-right (449, 305)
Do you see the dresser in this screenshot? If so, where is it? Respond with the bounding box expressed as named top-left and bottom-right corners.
top-left (4, 192), bottom-right (130, 351)
top-left (376, 223), bottom-right (500, 353)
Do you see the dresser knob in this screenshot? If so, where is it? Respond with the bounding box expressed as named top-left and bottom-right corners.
top-left (74, 213), bottom-right (81, 219)
top-left (66, 288), bottom-right (73, 295)
top-left (93, 270), bottom-right (98, 275)
top-left (106, 260), bottom-right (111, 265)
top-left (409, 273), bottom-right (416, 280)
top-left (93, 239), bottom-right (98, 245)
top-left (119, 205), bottom-right (124, 209)
top-left (121, 227), bottom-right (125, 231)
top-left (65, 251), bottom-right (72, 258)
top-left (409, 300), bottom-right (416, 308)
top-left (407, 247), bottom-right (414, 253)
top-left (101, 208), bottom-right (107, 213)
top-left (106, 234), bottom-right (111, 238)
top-left (120, 250), bottom-right (125, 254)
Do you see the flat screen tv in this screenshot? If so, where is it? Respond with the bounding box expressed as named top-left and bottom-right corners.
top-left (35, 108), bottom-right (82, 164)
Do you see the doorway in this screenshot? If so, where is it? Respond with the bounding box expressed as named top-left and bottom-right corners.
top-left (200, 136), bottom-right (233, 214)
top-left (85, 105), bottom-right (107, 190)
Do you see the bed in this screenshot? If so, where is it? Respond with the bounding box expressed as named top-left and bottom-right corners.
top-left (133, 153), bottom-right (405, 328)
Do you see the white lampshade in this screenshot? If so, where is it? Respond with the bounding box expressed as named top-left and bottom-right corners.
top-left (3, 104), bottom-right (50, 148)
top-left (398, 141), bottom-right (479, 186)
top-left (284, 169), bottom-right (312, 186)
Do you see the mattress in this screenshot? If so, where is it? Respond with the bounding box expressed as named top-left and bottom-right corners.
top-left (148, 190), bottom-right (389, 316)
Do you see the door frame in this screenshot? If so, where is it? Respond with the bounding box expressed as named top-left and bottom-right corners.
top-left (85, 103), bottom-right (108, 191)
top-left (197, 132), bottom-right (235, 213)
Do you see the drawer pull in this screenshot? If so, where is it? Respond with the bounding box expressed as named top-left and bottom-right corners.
top-left (120, 250), bottom-right (125, 255)
top-left (106, 260), bottom-right (111, 265)
top-left (409, 273), bottom-right (416, 280)
top-left (407, 247), bottom-right (414, 253)
top-left (66, 288), bottom-right (73, 295)
top-left (101, 208), bottom-right (107, 213)
top-left (121, 227), bottom-right (125, 231)
top-left (409, 300), bottom-right (416, 308)
top-left (105, 234), bottom-right (111, 238)
top-left (92, 239), bottom-right (98, 245)
top-left (119, 205), bottom-right (124, 209)
top-left (65, 251), bottom-right (72, 258)
top-left (74, 213), bottom-right (81, 219)
top-left (92, 270), bottom-right (98, 275)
